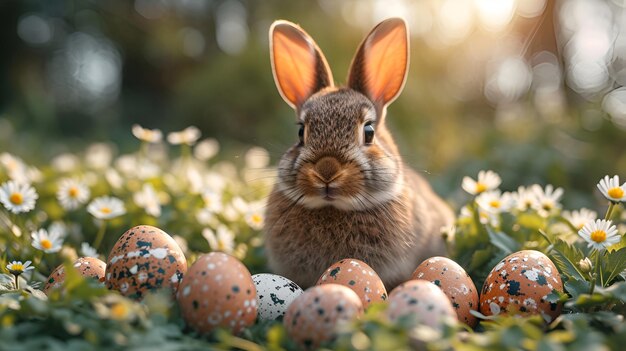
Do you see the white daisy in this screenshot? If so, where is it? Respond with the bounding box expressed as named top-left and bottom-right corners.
top-left (85, 143), bottom-right (113, 170)
top-left (196, 207), bottom-right (219, 226)
top-left (476, 190), bottom-right (513, 214)
top-left (578, 219), bottom-right (620, 251)
top-left (6, 260), bottom-right (35, 275)
top-left (0, 153), bottom-right (40, 183)
top-left (194, 138), bottom-right (220, 161)
top-left (459, 204), bottom-right (499, 227)
top-left (48, 221), bottom-right (68, 239)
top-left (81, 242), bottom-right (99, 258)
top-left (462, 170), bottom-right (501, 195)
top-left (597, 175), bottom-right (626, 203)
top-left (51, 153), bottom-right (80, 172)
top-left (245, 210), bottom-right (265, 230)
top-left (31, 228), bottom-right (63, 253)
top-left (245, 200), bottom-right (266, 230)
top-left (202, 226), bottom-right (235, 254)
top-left (0, 180), bottom-right (38, 214)
top-left (87, 196), bottom-right (126, 220)
top-left (201, 190), bottom-right (223, 213)
top-left (244, 146), bottom-right (270, 169)
top-left (133, 183), bottom-right (162, 217)
top-left (132, 124), bottom-right (163, 143)
top-left (57, 178), bottom-right (90, 210)
top-left (563, 208), bottom-right (598, 231)
top-left (510, 186), bottom-right (539, 212)
top-left (531, 184), bottom-right (564, 217)
top-left (167, 126), bottom-right (201, 146)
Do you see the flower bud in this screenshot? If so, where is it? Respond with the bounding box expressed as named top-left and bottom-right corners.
top-left (578, 257), bottom-right (593, 273)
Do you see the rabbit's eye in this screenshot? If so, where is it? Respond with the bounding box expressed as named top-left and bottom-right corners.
top-left (364, 122), bottom-right (375, 144)
top-left (298, 124), bottom-right (305, 145)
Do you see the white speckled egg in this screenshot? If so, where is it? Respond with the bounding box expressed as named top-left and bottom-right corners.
top-left (177, 252), bottom-right (257, 334)
top-left (252, 273), bottom-right (303, 321)
top-left (479, 250), bottom-right (563, 322)
top-left (386, 280), bottom-right (456, 330)
top-left (105, 225), bottom-right (187, 300)
top-left (44, 257), bottom-right (106, 294)
top-left (411, 256), bottom-right (479, 327)
top-left (284, 284), bottom-right (364, 350)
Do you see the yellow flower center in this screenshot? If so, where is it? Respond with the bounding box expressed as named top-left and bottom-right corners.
top-left (9, 192), bottom-right (23, 205)
top-left (251, 214), bottom-right (263, 224)
top-left (10, 264), bottom-right (24, 272)
top-left (41, 239), bottom-right (52, 250)
top-left (68, 187), bottom-right (79, 198)
top-left (590, 230), bottom-right (607, 243)
top-left (489, 200), bottom-right (501, 208)
top-left (608, 187), bottom-right (624, 199)
top-left (100, 207), bottom-right (112, 214)
top-left (475, 182), bottom-right (487, 194)
top-left (110, 303), bottom-right (129, 320)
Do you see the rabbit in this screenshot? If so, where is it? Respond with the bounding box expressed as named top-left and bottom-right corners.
top-left (264, 18), bottom-right (454, 289)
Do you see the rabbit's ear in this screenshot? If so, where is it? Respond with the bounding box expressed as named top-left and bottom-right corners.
top-left (348, 18), bottom-right (409, 110)
top-left (270, 20), bottom-right (334, 109)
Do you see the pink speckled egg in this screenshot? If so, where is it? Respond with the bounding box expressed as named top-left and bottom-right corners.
top-left (177, 252), bottom-right (257, 335)
top-left (411, 256), bottom-right (479, 327)
top-left (105, 225), bottom-right (187, 300)
top-left (284, 284), bottom-right (364, 350)
top-left (316, 258), bottom-right (387, 308)
top-left (479, 250), bottom-right (563, 322)
top-left (44, 257), bottom-right (106, 294)
top-left (386, 280), bottom-right (456, 330)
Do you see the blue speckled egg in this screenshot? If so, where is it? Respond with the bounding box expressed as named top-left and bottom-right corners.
top-left (253, 273), bottom-right (303, 321)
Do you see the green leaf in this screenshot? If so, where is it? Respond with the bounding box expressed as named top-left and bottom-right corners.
top-left (0, 274), bottom-right (14, 291)
top-left (602, 247), bottom-right (626, 285)
top-left (486, 226), bottom-right (520, 254)
top-left (549, 239), bottom-right (587, 282)
top-left (598, 280), bottom-right (626, 300)
top-left (564, 279), bottom-right (590, 300)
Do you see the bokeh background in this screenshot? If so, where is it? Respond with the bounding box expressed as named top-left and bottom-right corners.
top-left (1, 0), bottom-right (625, 210)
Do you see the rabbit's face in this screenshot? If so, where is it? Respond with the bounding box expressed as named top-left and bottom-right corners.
top-left (276, 89), bottom-right (402, 211)
top-left (270, 19), bottom-right (410, 210)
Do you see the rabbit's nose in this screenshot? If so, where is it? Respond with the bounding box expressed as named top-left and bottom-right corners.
top-left (314, 156), bottom-right (341, 182)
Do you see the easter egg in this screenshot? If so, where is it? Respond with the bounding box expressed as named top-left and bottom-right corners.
top-left (252, 273), bottom-right (303, 321)
top-left (316, 258), bottom-right (387, 308)
top-left (105, 225), bottom-right (187, 299)
top-left (479, 250), bottom-right (563, 322)
top-left (386, 280), bottom-right (456, 330)
top-left (177, 252), bottom-right (257, 334)
top-left (44, 257), bottom-right (106, 294)
top-left (411, 256), bottom-right (479, 327)
top-left (284, 284), bottom-right (364, 350)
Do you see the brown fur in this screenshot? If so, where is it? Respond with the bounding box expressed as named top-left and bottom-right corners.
top-left (265, 19), bottom-right (454, 289)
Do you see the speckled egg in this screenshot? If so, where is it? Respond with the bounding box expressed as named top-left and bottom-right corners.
top-left (252, 273), bottom-right (303, 321)
top-left (177, 252), bottom-right (257, 334)
top-left (479, 250), bottom-right (563, 322)
top-left (411, 256), bottom-right (479, 327)
top-left (386, 280), bottom-right (456, 330)
top-left (44, 257), bottom-right (106, 294)
top-left (284, 284), bottom-right (364, 350)
top-left (105, 225), bottom-right (187, 300)
top-left (316, 258), bottom-right (387, 308)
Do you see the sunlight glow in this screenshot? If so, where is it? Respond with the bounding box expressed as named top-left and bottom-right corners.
top-left (474, 0), bottom-right (516, 32)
